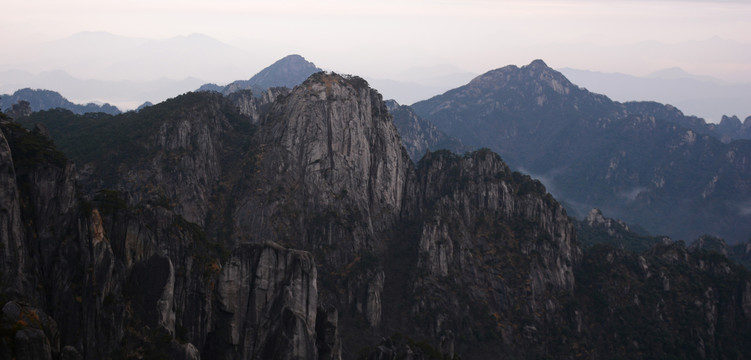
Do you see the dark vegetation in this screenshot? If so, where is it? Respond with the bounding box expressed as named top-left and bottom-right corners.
top-left (1, 121), bottom-right (67, 169)
top-left (18, 92), bottom-right (227, 165)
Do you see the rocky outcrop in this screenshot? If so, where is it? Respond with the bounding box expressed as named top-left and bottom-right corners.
top-left (1, 120), bottom-right (77, 307)
top-left (690, 235), bottom-right (729, 257)
top-left (706, 115), bottom-right (751, 142)
top-left (211, 243), bottom-right (320, 360)
top-left (234, 72), bottom-right (410, 261)
top-left (0, 301), bottom-right (60, 360)
top-left (226, 87), bottom-right (290, 124)
top-left (0, 127), bottom-right (28, 298)
top-left (72, 92), bottom-right (255, 229)
top-left (1, 117), bottom-right (334, 359)
top-left (577, 208), bottom-right (670, 253)
top-left (585, 208), bottom-right (628, 233)
top-left (4, 70), bottom-right (751, 360)
top-left (5, 100), bottom-right (32, 120)
top-left (391, 149), bottom-right (580, 356)
top-left (229, 74), bottom-right (412, 345)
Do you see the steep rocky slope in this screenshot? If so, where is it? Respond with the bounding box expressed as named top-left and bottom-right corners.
top-left (3, 72), bottom-right (751, 359)
top-left (411, 60), bottom-right (751, 243)
top-left (1, 97), bottom-right (329, 359)
top-left (388, 149), bottom-right (580, 357)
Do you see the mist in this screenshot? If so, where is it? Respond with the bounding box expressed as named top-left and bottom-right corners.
top-left (1, 0), bottom-right (749, 112)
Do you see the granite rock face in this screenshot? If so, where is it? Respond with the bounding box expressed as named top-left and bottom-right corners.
top-left (229, 74), bottom-right (412, 339)
top-left (236, 74), bottom-right (409, 255)
top-left (0, 128), bottom-right (27, 298)
top-left (226, 87), bottom-right (290, 124)
top-left (3, 71), bottom-right (751, 359)
top-left (1, 114), bottom-right (330, 359)
top-left (211, 243), bottom-right (319, 360)
top-left (390, 149), bottom-right (580, 356)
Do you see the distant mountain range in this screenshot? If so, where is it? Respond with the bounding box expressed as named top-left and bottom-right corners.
top-left (3, 31), bottom-right (263, 83)
top-left (0, 69), bottom-right (206, 110)
top-left (560, 67), bottom-right (751, 124)
top-left (0, 31), bottom-right (273, 109)
top-left (412, 60), bottom-right (751, 243)
top-left (366, 66), bottom-right (477, 105)
top-left (1, 88), bottom-right (120, 115)
top-left (5, 31), bottom-right (749, 117)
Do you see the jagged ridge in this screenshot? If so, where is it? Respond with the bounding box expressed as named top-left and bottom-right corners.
top-left (2, 70), bottom-right (751, 360)
top-left (411, 59), bottom-right (751, 243)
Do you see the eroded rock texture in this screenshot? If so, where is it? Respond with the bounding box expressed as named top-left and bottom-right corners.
top-left (2, 72), bottom-right (751, 360)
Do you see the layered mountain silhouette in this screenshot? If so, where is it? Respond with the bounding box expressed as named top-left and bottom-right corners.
top-left (560, 66), bottom-right (751, 126)
top-left (2, 57), bottom-right (751, 359)
top-left (412, 59), bottom-right (751, 243)
top-left (1, 88), bottom-right (120, 115)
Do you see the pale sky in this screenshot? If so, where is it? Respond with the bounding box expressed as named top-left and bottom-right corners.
top-left (2, 0), bottom-right (751, 83)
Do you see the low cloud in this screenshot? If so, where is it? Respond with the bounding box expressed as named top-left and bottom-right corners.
top-left (619, 187), bottom-right (648, 202)
top-left (736, 200), bottom-right (751, 216)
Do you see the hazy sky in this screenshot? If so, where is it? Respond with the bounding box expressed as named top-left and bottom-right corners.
top-left (2, 0), bottom-right (751, 82)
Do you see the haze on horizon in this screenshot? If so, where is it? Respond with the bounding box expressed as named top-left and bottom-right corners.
top-left (2, 0), bottom-right (750, 116)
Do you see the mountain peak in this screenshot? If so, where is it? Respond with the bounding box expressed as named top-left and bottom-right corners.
top-left (276, 54), bottom-right (309, 64)
top-left (527, 59), bottom-right (549, 69)
top-left (208, 54), bottom-right (324, 96)
top-left (248, 54), bottom-right (322, 89)
top-left (467, 59), bottom-right (565, 89)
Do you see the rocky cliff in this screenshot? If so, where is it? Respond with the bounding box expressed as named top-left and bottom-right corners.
top-left (1, 106), bottom-right (330, 359)
top-left (3, 71), bottom-right (751, 359)
top-left (389, 149), bottom-right (580, 357)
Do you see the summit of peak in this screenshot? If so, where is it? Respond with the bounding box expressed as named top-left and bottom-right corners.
top-left (247, 54), bottom-right (323, 90)
top-left (527, 59), bottom-right (549, 69)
